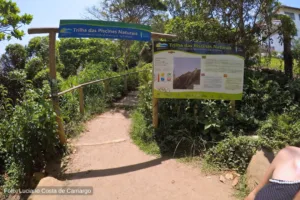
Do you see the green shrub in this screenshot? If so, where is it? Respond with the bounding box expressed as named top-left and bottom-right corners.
top-left (134, 65), bottom-right (300, 161)
top-left (0, 83), bottom-right (63, 191)
top-left (156, 99), bottom-right (230, 155)
top-left (204, 136), bottom-right (262, 173)
top-left (59, 92), bottom-right (82, 137)
top-left (258, 112), bottom-right (300, 149)
top-left (131, 110), bottom-right (160, 155)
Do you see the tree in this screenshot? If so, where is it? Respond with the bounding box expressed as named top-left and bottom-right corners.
top-left (86, 0), bottom-right (167, 70)
top-left (276, 14), bottom-right (297, 79)
top-left (59, 38), bottom-right (118, 78)
top-left (201, 0), bottom-right (281, 65)
top-left (0, 43), bottom-right (26, 73)
top-left (0, 0), bottom-right (32, 41)
top-left (163, 0), bottom-right (211, 18)
top-left (151, 14), bottom-right (169, 33)
top-left (86, 0), bottom-right (166, 24)
top-left (292, 39), bottom-right (300, 75)
top-left (26, 36), bottom-right (64, 73)
top-left (165, 15), bottom-right (233, 43)
top-left (25, 57), bottom-right (44, 80)
top-left (27, 36), bottom-right (50, 65)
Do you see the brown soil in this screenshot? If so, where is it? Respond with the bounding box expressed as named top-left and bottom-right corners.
top-left (58, 109), bottom-right (235, 200)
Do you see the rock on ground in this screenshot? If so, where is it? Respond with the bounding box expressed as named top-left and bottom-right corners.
top-left (246, 149), bottom-right (274, 191)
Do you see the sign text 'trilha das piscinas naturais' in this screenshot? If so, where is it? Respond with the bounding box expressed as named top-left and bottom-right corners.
top-left (58, 20), bottom-right (151, 42)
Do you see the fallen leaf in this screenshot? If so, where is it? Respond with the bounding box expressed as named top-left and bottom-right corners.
top-left (232, 177), bottom-right (240, 187)
top-left (219, 175), bottom-right (225, 183)
top-left (225, 173), bottom-right (234, 180)
top-left (171, 180), bottom-right (175, 184)
top-left (233, 172), bottom-right (241, 177)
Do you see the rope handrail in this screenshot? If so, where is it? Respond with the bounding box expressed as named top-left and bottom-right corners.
top-left (58, 68), bottom-right (151, 96)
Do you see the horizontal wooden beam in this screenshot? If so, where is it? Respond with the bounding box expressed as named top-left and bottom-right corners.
top-left (28, 27), bottom-right (177, 39)
top-left (28, 27), bottom-right (59, 34)
top-left (57, 69), bottom-right (150, 96)
top-left (151, 32), bottom-right (177, 39)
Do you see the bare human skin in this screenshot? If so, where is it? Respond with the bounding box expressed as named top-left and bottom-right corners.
top-left (245, 146), bottom-right (300, 200)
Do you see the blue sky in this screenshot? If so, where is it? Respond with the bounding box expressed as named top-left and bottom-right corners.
top-left (0, 0), bottom-right (99, 54)
top-left (1, 0), bottom-right (300, 55)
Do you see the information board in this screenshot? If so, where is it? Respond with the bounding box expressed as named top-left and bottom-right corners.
top-left (58, 20), bottom-right (151, 41)
top-left (153, 41), bottom-right (244, 100)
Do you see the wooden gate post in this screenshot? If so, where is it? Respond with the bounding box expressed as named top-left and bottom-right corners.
top-left (124, 75), bottom-right (128, 94)
top-left (104, 80), bottom-right (109, 96)
top-left (28, 28), bottom-right (67, 144)
top-left (78, 87), bottom-right (85, 115)
top-left (49, 31), bottom-right (67, 144)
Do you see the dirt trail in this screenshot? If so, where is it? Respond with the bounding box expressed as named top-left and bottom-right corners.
top-left (59, 109), bottom-right (235, 200)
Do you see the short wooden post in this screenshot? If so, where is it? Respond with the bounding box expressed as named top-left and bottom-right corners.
top-left (104, 80), bottom-right (109, 96)
top-left (49, 31), bottom-right (67, 144)
top-left (230, 100), bottom-right (236, 116)
top-left (78, 87), bottom-right (84, 115)
top-left (124, 75), bottom-right (128, 94)
top-left (194, 104), bottom-right (198, 116)
top-left (153, 98), bottom-right (158, 128)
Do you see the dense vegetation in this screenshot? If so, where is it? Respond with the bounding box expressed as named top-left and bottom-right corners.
top-left (129, 0), bottom-right (300, 175)
top-left (1, 0), bottom-right (300, 198)
top-left (0, 34), bottom-right (148, 193)
top-left (132, 63), bottom-right (300, 172)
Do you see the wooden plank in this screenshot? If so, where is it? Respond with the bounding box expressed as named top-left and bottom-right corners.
top-left (49, 31), bottom-right (67, 144)
top-left (124, 75), bottom-right (128, 94)
top-left (151, 32), bottom-right (177, 39)
top-left (28, 28), bottom-right (59, 34)
top-left (104, 80), bottom-right (109, 96)
top-left (78, 87), bottom-right (84, 115)
top-left (57, 69), bottom-right (150, 96)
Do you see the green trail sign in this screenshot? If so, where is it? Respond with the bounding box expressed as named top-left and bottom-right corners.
top-left (58, 20), bottom-right (151, 41)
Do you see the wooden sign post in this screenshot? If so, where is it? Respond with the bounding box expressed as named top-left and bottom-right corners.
top-left (150, 34), bottom-right (177, 128)
top-left (152, 39), bottom-right (158, 128)
top-left (28, 28), bottom-right (66, 144)
top-left (28, 26), bottom-right (177, 139)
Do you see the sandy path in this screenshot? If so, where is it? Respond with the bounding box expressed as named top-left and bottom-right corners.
top-left (59, 110), bottom-right (235, 200)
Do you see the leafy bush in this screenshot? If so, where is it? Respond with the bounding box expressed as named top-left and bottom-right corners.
top-left (136, 63), bottom-right (153, 119)
top-left (204, 136), bottom-right (262, 173)
top-left (156, 99), bottom-right (230, 155)
top-left (0, 83), bottom-right (63, 191)
top-left (133, 64), bottom-right (300, 173)
top-left (131, 110), bottom-right (160, 155)
top-left (258, 112), bottom-right (300, 149)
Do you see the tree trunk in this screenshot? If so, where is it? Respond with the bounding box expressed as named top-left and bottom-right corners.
top-left (283, 35), bottom-right (293, 79)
